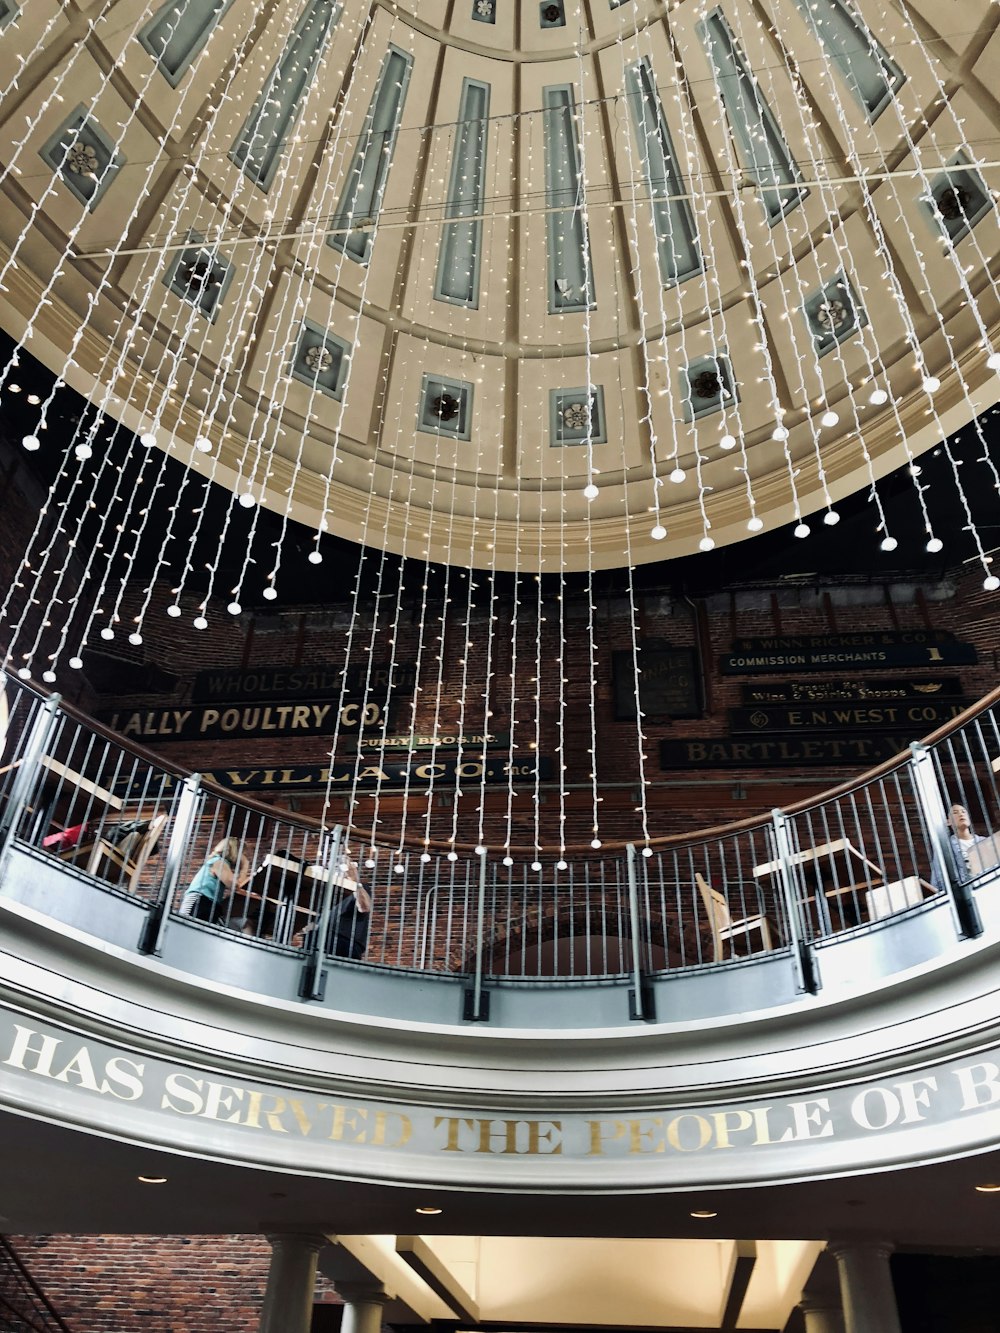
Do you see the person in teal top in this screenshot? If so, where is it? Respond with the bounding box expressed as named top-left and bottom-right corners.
top-left (179, 837), bottom-right (249, 923)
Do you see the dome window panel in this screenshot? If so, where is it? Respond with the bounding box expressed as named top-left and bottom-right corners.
top-left (471, 0), bottom-right (496, 23)
top-left (163, 235), bottom-right (234, 321)
top-left (419, 375), bottom-right (473, 441)
top-left (38, 109), bottom-right (124, 211)
top-left (543, 85), bottom-right (596, 314)
top-left (434, 79), bottom-right (491, 309)
top-left (290, 321), bottom-right (351, 399)
top-left (138, 0), bottom-right (238, 88)
top-left (625, 58), bottom-right (703, 289)
top-left (539, 2), bottom-right (565, 28)
top-left (230, 0), bottom-right (341, 190)
top-left (699, 9), bottom-right (806, 225)
top-left (550, 387), bottom-right (607, 446)
top-left (922, 154), bottom-right (994, 247)
top-left (327, 45), bottom-right (413, 265)
top-left (680, 353), bottom-right (738, 422)
top-left (793, 0), bottom-right (904, 122)
top-left (802, 272), bottom-right (867, 356)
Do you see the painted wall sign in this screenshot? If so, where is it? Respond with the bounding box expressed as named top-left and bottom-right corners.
top-left (102, 701), bottom-right (389, 743)
top-left (357, 731), bottom-right (510, 753)
top-left (720, 643), bottom-right (977, 674)
top-left (613, 647), bottom-right (701, 719)
top-left (729, 700), bottom-right (968, 736)
top-left (731, 632), bottom-right (955, 652)
top-left (191, 662), bottom-right (415, 704)
top-left (661, 736), bottom-right (913, 768)
top-left (203, 757), bottom-right (553, 791)
top-left (741, 678), bottom-right (964, 705)
top-left (5, 1011), bottom-right (1000, 1184)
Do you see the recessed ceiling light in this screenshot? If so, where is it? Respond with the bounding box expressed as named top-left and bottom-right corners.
top-left (138, 1175), bottom-right (167, 1184)
top-left (690, 1209), bottom-right (717, 1218)
top-left (974, 1183), bottom-right (1000, 1193)
top-left (416, 1205), bottom-right (442, 1215)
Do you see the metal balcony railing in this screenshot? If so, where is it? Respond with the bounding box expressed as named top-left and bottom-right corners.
top-left (0, 1237), bottom-right (74, 1333)
top-left (2, 672), bottom-right (999, 1009)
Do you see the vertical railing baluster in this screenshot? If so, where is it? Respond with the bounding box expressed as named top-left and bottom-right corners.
top-left (300, 823), bottom-right (344, 1001)
top-left (139, 773), bottom-right (202, 955)
top-left (770, 809), bottom-right (818, 994)
top-left (466, 848), bottom-right (489, 1021)
top-left (625, 843), bottom-right (648, 1019)
top-left (0, 692), bottom-right (61, 874)
top-left (910, 741), bottom-right (981, 939)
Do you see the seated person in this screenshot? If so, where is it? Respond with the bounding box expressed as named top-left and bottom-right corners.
top-left (179, 837), bottom-right (250, 923)
top-left (303, 855), bottom-right (371, 960)
top-left (931, 804), bottom-right (986, 889)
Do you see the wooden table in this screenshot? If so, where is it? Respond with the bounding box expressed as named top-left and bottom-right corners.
top-left (753, 837), bottom-right (883, 933)
top-left (0, 754), bottom-right (123, 841)
top-left (228, 854), bottom-right (321, 943)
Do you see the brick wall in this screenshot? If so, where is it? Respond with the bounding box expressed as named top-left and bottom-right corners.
top-left (5, 1234), bottom-right (343, 1333)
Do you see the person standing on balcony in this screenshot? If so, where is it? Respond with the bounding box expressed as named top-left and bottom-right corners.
top-left (179, 837), bottom-right (250, 922)
top-left (947, 804), bottom-right (986, 874)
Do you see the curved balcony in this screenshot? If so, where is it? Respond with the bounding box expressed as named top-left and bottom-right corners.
top-left (2, 672), bottom-right (1000, 1029)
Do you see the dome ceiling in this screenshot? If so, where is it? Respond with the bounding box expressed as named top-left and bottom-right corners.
top-left (0, 0), bottom-right (999, 572)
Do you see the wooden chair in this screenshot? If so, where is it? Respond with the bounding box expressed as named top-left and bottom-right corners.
top-left (60, 813), bottom-right (167, 894)
top-left (695, 872), bottom-right (773, 962)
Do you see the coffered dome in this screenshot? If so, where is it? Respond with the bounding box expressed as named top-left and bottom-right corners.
top-left (1, 0), bottom-right (998, 570)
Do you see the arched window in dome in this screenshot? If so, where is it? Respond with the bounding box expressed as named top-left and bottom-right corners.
top-left (435, 78), bottom-right (491, 308)
top-left (700, 8), bottom-right (806, 224)
top-left (794, 0), bottom-right (903, 122)
top-left (542, 84), bottom-right (595, 314)
top-left (230, 0), bottom-right (341, 190)
top-left (327, 45), bottom-right (414, 265)
top-left (624, 58), bottom-right (702, 288)
top-left (138, 0), bottom-right (237, 87)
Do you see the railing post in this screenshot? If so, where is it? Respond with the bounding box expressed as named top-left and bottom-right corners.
top-left (138, 773), bottom-right (201, 955)
top-left (0, 692), bottom-right (62, 876)
top-left (910, 741), bottom-right (981, 939)
top-left (464, 848), bottom-right (490, 1022)
top-left (770, 809), bottom-right (820, 995)
top-left (625, 844), bottom-right (651, 1021)
top-left (300, 824), bottom-right (344, 1002)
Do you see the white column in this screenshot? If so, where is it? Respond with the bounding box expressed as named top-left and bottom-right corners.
top-left (337, 1280), bottom-right (389, 1333)
top-left (258, 1232), bottom-right (327, 1333)
top-left (829, 1241), bottom-right (901, 1333)
top-left (799, 1292), bottom-right (846, 1333)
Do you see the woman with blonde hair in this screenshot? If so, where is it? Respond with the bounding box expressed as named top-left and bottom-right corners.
top-left (179, 836), bottom-right (250, 923)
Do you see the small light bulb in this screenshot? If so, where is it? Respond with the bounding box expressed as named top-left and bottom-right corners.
top-left (69, 656), bottom-right (83, 669)
top-left (128, 633), bottom-right (143, 646)
top-left (772, 425), bottom-right (789, 440)
top-left (446, 851), bottom-right (458, 862)
top-left (747, 516), bottom-right (763, 532)
top-left (984, 574), bottom-right (1000, 591)
top-left (238, 492), bottom-right (256, 508)
top-left (926, 536), bottom-right (943, 553)
top-left (591, 838), bottom-right (602, 849)
top-left (880, 536), bottom-right (898, 552)
top-left (100, 627), bottom-right (114, 640)
top-left (922, 375), bottom-right (941, 393)
top-left (820, 410), bottom-right (839, 427)
top-left (308, 551), bottom-right (322, 564)
top-left (194, 436), bottom-right (212, 452)
top-left (988, 351), bottom-right (1000, 370)
top-left (502, 855), bottom-right (514, 867)
top-left (583, 482), bottom-right (599, 500)
top-left (140, 431), bottom-right (157, 447)
top-left (75, 443), bottom-right (92, 460)
top-left (531, 861), bottom-right (542, 872)
top-left (420, 852), bottom-right (431, 863)
top-left (824, 510), bottom-right (840, 526)
top-left (262, 587), bottom-right (277, 601)
top-left (166, 605), bottom-right (182, 618)
top-left (17, 667), bottom-right (30, 679)
top-left (641, 847), bottom-right (653, 858)
top-left (42, 670), bottom-right (57, 683)
top-left (719, 434), bottom-right (736, 450)
top-left (22, 434), bottom-right (39, 451)
top-left (556, 859), bottom-right (568, 870)
top-left (193, 616), bottom-right (208, 630)
top-left (794, 522), bottom-right (810, 538)
top-left (669, 467), bottom-right (685, 483)
top-left (475, 845), bottom-right (487, 856)
top-left (699, 536), bottom-right (715, 551)
top-left (650, 524), bottom-right (667, 540)
top-left (868, 388), bottom-right (888, 406)
top-left (227, 602), bottom-right (242, 615)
